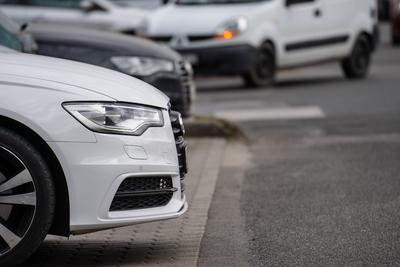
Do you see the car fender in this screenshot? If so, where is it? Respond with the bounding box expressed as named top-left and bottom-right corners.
top-left (0, 74), bottom-right (108, 143)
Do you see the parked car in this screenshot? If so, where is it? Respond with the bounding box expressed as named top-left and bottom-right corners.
top-left (139, 0), bottom-right (379, 87)
top-left (0, 50), bottom-right (188, 266)
top-left (0, 0), bottom-right (149, 34)
top-left (391, 0), bottom-right (400, 44)
top-left (28, 23), bottom-right (195, 116)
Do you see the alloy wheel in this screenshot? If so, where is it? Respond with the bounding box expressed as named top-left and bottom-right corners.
top-left (0, 146), bottom-right (36, 256)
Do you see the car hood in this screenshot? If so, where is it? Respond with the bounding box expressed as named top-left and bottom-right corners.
top-left (0, 53), bottom-right (169, 108)
top-left (28, 23), bottom-right (181, 61)
top-left (147, 3), bottom-right (264, 35)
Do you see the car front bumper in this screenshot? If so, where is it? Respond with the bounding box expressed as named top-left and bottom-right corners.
top-left (176, 44), bottom-right (256, 75)
top-left (47, 110), bottom-right (188, 233)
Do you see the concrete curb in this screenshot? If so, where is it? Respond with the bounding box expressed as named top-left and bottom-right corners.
top-left (184, 115), bottom-right (245, 139)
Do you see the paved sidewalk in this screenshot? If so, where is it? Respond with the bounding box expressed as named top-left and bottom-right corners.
top-left (24, 138), bottom-right (226, 267)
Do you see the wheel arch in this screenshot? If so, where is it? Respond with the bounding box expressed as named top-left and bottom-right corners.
top-left (360, 30), bottom-right (377, 52)
top-left (0, 115), bottom-right (70, 237)
top-left (261, 39), bottom-right (276, 55)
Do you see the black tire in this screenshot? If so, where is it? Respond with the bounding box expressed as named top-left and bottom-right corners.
top-left (392, 31), bottom-right (400, 45)
top-left (341, 35), bottom-right (371, 79)
top-left (0, 127), bottom-right (55, 266)
top-left (242, 42), bottom-right (276, 88)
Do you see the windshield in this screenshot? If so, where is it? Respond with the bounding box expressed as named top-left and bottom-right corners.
top-left (0, 0), bottom-right (83, 8)
top-left (176, 0), bottom-right (269, 5)
top-left (108, 0), bottom-right (163, 9)
top-left (0, 25), bottom-right (22, 51)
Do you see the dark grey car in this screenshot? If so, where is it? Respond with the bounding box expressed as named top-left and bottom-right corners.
top-left (28, 24), bottom-right (195, 117)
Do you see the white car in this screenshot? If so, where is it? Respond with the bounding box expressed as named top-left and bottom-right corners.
top-left (140, 0), bottom-right (379, 87)
top-left (0, 52), bottom-right (187, 265)
top-left (0, 0), bottom-right (150, 34)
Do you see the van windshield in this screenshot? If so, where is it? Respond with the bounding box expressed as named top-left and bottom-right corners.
top-left (176, 0), bottom-right (269, 5)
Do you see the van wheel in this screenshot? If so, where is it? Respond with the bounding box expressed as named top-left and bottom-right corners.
top-left (0, 127), bottom-right (55, 266)
top-left (242, 42), bottom-right (276, 88)
top-left (341, 35), bottom-right (371, 79)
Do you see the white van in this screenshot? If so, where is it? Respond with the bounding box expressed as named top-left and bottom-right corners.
top-left (140, 0), bottom-right (379, 87)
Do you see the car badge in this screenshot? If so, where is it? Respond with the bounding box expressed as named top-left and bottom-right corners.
top-left (170, 35), bottom-right (189, 48)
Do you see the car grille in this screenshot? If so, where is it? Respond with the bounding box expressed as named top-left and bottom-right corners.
top-left (110, 177), bottom-right (176, 211)
top-left (151, 36), bottom-right (172, 42)
top-left (170, 110), bottom-right (188, 198)
top-left (151, 35), bottom-right (214, 43)
top-left (177, 60), bottom-right (194, 108)
top-left (109, 112), bottom-right (188, 212)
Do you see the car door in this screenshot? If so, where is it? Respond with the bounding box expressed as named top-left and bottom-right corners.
top-left (276, 0), bottom-right (328, 67)
top-left (320, 0), bottom-right (357, 51)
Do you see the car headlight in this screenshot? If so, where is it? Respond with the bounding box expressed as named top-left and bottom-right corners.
top-left (215, 17), bottom-right (248, 40)
top-left (110, 56), bottom-right (174, 76)
top-left (63, 102), bottom-right (164, 136)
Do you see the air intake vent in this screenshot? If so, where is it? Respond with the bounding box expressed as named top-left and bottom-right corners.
top-left (110, 177), bottom-right (175, 211)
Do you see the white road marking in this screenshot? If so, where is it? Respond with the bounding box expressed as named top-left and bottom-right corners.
top-left (214, 106), bottom-right (326, 121)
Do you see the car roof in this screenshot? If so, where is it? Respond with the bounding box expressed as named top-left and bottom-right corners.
top-left (27, 23), bottom-right (180, 61)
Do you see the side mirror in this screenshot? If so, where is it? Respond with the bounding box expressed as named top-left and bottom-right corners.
top-left (19, 34), bottom-right (38, 53)
top-left (20, 23), bottom-right (28, 32)
top-left (286, 0), bottom-right (299, 7)
top-left (80, 0), bottom-right (106, 13)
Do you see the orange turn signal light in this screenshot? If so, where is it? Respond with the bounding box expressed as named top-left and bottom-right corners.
top-left (215, 30), bottom-right (236, 40)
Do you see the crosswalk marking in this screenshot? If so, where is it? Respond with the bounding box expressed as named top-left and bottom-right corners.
top-left (214, 106), bottom-right (326, 121)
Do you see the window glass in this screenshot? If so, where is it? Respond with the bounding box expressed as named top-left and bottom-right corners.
top-left (0, 25), bottom-right (22, 51)
top-left (0, 0), bottom-right (82, 8)
top-left (108, 0), bottom-right (163, 9)
top-left (176, 0), bottom-right (270, 5)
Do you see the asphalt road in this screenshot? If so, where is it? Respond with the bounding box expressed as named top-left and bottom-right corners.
top-left (197, 24), bottom-right (400, 266)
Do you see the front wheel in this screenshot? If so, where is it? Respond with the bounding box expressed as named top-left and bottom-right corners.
top-left (242, 42), bottom-right (276, 88)
top-left (0, 127), bottom-right (55, 266)
top-left (341, 35), bottom-right (371, 79)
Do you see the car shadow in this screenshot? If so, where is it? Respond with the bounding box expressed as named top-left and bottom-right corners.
top-left (275, 76), bottom-right (345, 89)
